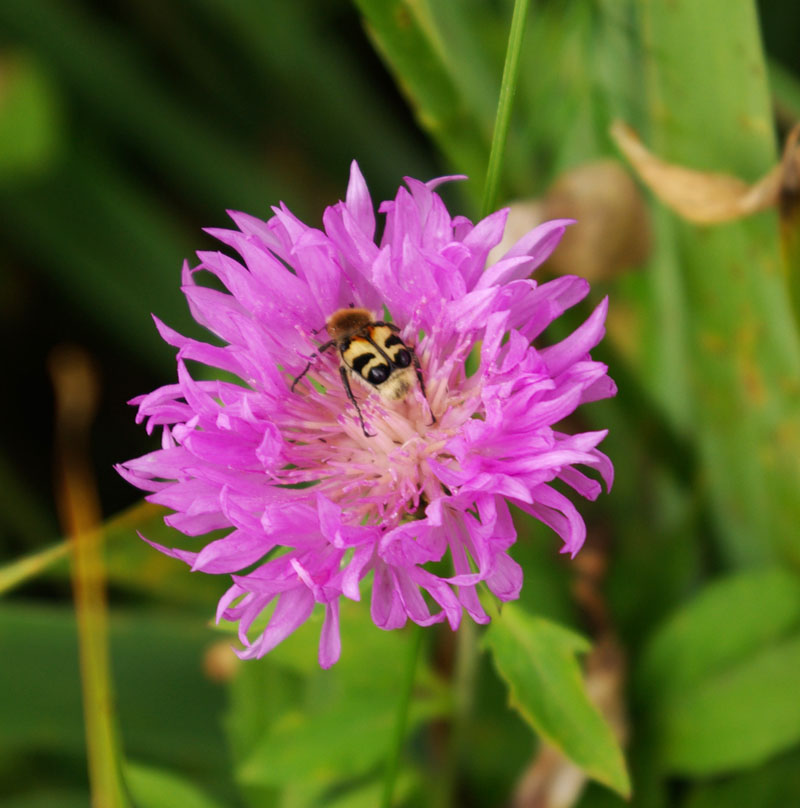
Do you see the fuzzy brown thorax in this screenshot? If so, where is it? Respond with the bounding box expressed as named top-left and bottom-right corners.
top-left (325, 308), bottom-right (373, 343)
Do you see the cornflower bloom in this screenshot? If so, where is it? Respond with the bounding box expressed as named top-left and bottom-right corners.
top-left (117, 163), bottom-right (615, 667)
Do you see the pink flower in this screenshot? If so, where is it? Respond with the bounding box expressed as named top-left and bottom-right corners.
top-left (117, 163), bottom-right (615, 667)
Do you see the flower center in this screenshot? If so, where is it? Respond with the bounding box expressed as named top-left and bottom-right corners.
top-left (276, 332), bottom-right (478, 528)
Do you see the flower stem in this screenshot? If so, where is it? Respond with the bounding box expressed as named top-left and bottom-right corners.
top-left (435, 7), bottom-right (533, 803)
top-left (480, 0), bottom-right (532, 220)
top-left (438, 618), bottom-right (479, 808)
top-left (381, 623), bottom-right (424, 808)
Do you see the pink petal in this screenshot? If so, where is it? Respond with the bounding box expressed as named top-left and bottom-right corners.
top-left (237, 588), bottom-right (315, 659)
top-left (541, 297), bottom-right (608, 377)
top-left (501, 218), bottom-right (574, 266)
top-left (345, 160), bottom-right (375, 240)
top-left (371, 564), bottom-right (407, 630)
top-left (319, 600), bottom-right (342, 668)
top-left (486, 553), bottom-right (523, 601)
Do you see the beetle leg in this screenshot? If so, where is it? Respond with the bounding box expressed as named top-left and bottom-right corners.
top-left (340, 365), bottom-right (374, 437)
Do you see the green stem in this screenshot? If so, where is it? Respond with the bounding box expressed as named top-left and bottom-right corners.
top-left (380, 623), bottom-right (424, 808)
top-left (0, 500), bottom-right (161, 598)
top-left (0, 540), bottom-right (70, 597)
top-left (51, 346), bottom-right (129, 808)
top-left (438, 619), bottom-right (478, 808)
top-left (480, 0), bottom-right (532, 219)
top-left (432, 5), bottom-right (532, 802)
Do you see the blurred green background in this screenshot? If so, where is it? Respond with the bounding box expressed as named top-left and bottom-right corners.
top-left (2, 1), bottom-right (800, 807)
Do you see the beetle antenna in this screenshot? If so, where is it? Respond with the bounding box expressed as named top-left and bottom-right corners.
top-left (290, 340), bottom-right (336, 392)
top-left (291, 360), bottom-right (314, 392)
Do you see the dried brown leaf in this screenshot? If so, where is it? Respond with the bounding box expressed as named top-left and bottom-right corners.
top-left (611, 119), bottom-right (782, 224)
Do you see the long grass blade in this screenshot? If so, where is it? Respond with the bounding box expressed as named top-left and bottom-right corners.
top-left (50, 346), bottom-right (129, 808)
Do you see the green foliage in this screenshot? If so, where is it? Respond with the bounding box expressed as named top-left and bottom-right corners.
top-left (657, 636), bottom-right (800, 774)
top-left (125, 762), bottom-right (225, 808)
top-left (0, 51), bottom-right (61, 180)
top-left (640, 568), bottom-right (800, 775)
top-left (0, 604), bottom-right (230, 769)
top-left (229, 600), bottom-right (447, 804)
top-left (637, 0), bottom-right (800, 566)
top-left (682, 749), bottom-right (800, 808)
top-left (638, 568), bottom-right (800, 697)
top-left (484, 603), bottom-right (630, 797)
top-left (354, 0), bottom-right (491, 203)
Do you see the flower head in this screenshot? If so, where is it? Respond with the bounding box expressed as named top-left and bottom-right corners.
top-left (117, 162), bottom-right (615, 667)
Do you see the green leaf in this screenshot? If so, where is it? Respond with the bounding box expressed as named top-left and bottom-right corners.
top-left (640, 568), bottom-right (800, 775)
top-left (234, 600), bottom-right (447, 791)
top-left (125, 762), bottom-right (224, 808)
top-left (0, 604), bottom-right (229, 772)
top-left (189, 0), bottom-right (432, 184)
top-left (324, 771), bottom-right (417, 808)
top-left (769, 59), bottom-right (800, 122)
top-left (229, 600), bottom-right (446, 799)
top-left (483, 603), bottom-right (630, 797)
top-left (638, 567), bottom-right (800, 699)
top-left (238, 694), bottom-right (421, 788)
top-left (636, 0), bottom-right (800, 565)
top-left (353, 0), bottom-right (489, 198)
top-left (459, 649), bottom-right (537, 807)
top-left (225, 646), bottom-right (305, 768)
top-left (658, 635), bottom-right (800, 774)
top-left (683, 748), bottom-right (800, 808)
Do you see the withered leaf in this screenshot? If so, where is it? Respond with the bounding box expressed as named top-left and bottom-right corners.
top-left (610, 120), bottom-right (783, 224)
